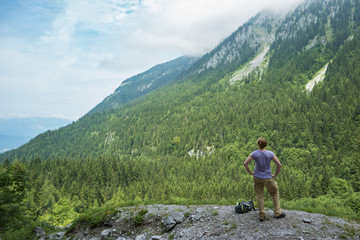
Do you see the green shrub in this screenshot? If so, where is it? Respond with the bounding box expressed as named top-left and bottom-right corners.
top-left (327, 178), bottom-right (354, 198)
top-left (346, 192), bottom-right (360, 214)
top-left (134, 208), bottom-right (148, 226)
top-left (68, 203), bottom-right (120, 231)
top-left (282, 195), bottom-right (359, 221)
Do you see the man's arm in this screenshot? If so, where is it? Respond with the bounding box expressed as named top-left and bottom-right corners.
top-left (272, 155), bottom-right (282, 178)
top-left (244, 154), bottom-right (254, 175)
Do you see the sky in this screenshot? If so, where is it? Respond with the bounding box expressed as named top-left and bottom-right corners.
top-left (0, 0), bottom-right (303, 121)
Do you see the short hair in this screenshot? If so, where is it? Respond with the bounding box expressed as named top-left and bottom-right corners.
top-left (257, 138), bottom-right (267, 149)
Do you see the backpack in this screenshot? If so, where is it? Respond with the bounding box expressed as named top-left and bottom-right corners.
top-left (235, 200), bottom-right (255, 214)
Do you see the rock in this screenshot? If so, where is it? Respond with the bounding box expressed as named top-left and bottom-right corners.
top-left (48, 231), bottom-right (65, 240)
top-left (63, 205), bottom-right (360, 240)
top-left (84, 226), bottom-right (90, 235)
top-left (163, 216), bottom-right (177, 231)
top-left (190, 214), bottom-right (201, 221)
top-left (101, 229), bottom-right (111, 237)
top-left (35, 226), bottom-right (46, 238)
top-left (303, 218), bottom-right (312, 223)
top-left (135, 233), bottom-right (147, 240)
top-left (172, 213), bottom-right (185, 223)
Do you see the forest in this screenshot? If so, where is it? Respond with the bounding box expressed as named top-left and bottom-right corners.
top-left (1, 0), bottom-right (360, 238)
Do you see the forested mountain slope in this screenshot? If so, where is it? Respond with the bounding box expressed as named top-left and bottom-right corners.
top-left (1, 0), bottom-right (360, 238)
top-left (88, 56), bottom-right (196, 114)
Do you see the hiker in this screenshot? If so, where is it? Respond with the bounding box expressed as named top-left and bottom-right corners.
top-left (243, 137), bottom-right (286, 222)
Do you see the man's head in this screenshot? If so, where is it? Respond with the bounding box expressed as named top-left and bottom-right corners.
top-left (257, 138), bottom-right (267, 149)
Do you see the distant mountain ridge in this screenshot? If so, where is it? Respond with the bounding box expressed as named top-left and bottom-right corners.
top-left (0, 117), bottom-right (71, 153)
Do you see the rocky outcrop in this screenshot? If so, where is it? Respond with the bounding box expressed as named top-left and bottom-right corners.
top-left (60, 204), bottom-right (360, 240)
top-left (196, 11), bottom-right (280, 74)
top-left (305, 63), bottom-right (329, 92)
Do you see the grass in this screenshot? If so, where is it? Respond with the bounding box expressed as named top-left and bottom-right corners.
top-left (212, 210), bottom-right (219, 216)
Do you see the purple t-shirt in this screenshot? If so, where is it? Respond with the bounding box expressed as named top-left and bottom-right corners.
top-left (251, 150), bottom-right (275, 179)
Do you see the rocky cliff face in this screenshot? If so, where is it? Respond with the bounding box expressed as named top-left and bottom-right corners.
top-left (41, 205), bottom-right (359, 240)
top-left (195, 11), bottom-right (281, 74)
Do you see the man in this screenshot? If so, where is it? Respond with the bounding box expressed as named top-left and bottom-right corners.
top-left (243, 137), bottom-right (285, 221)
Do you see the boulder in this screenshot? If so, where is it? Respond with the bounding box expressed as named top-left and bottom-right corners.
top-left (135, 233), bottom-right (147, 240)
top-left (163, 216), bottom-right (177, 231)
top-left (101, 229), bottom-right (111, 237)
top-left (35, 226), bottom-right (46, 238)
top-left (48, 231), bottom-right (65, 240)
top-left (151, 236), bottom-right (162, 240)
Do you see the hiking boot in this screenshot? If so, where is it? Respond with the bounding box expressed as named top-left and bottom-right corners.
top-left (274, 212), bottom-right (286, 219)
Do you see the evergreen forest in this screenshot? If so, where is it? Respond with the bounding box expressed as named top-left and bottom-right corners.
top-left (1, 0), bottom-right (360, 238)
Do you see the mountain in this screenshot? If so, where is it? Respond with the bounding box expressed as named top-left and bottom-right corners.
top-left (89, 11), bottom-right (281, 115)
top-left (89, 56), bottom-right (196, 114)
top-left (0, 117), bottom-right (71, 153)
top-left (2, 0), bottom-right (359, 161)
top-left (0, 10), bottom-right (284, 161)
top-left (1, 0), bottom-right (360, 237)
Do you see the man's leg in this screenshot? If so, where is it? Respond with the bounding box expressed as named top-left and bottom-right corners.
top-left (264, 178), bottom-right (281, 217)
top-left (253, 177), bottom-right (265, 220)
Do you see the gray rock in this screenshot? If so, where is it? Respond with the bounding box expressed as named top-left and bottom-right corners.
top-left (35, 226), bottom-right (46, 237)
top-left (84, 226), bottom-right (90, 235)
top-left (163, 216), bottom-right (177, 231)
top-left (101, 229), bottom-right (111, 237)
top-left (151, 236), bottom-right (162, 240)
top-left (135, 233), bottom-right (147, 240)
top-left (190, 214), bottom-right (201, 221)
top-left (172, 213), bottom-right (185, 223)
top-left (115, 237), bottom-right (128, 240)
top-left (48, 231), bottom-right (65, 240)
top-left (303, 218), bottom-right (312, 223)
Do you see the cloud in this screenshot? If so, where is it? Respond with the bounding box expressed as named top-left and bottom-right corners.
top-left (121, 0), bottom-right (303, 56)
top-left (38, 0), bottom-right (139, 43)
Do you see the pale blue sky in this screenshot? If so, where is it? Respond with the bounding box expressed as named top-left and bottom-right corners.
top-left (0, 0), bottom-right (302, 120)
